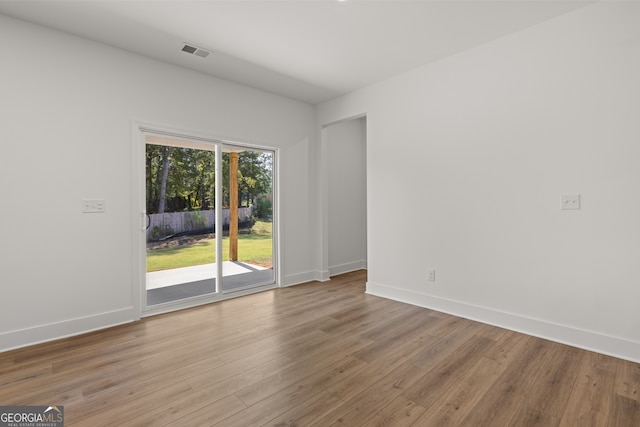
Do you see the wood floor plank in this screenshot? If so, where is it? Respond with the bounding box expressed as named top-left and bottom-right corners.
top-left (519, 343), bottom-right (583, 422)
top-left (616, 359), bottom-right (640, 403)
top-left (162, 394), bottom-right (247, 427)
top-left (216, 356), bottom-right (367, 426)
top-left (318, 362), bottom-right (426, 426)
top-left (1, 270), bottom-right (638, 426)
top-left (320, 297), bottom-right (418, 338)
top-left (215, 328), bottom-right (329, 363)
top-left (236, 355), bottom-right (366, 408)
top-left (410, 356), bottom-right (505, 426)
top-left (358, 395), bottom-right (426, 427)
top-left (0, 362), bottom-right (52, 388)
top-left (516, 407), bottom-right (561, 427)
top-left (457, 336), bottom-right (555, 427)
top-left (351, 309), bottom-right (441, 363)
top-left (559, 352), bottom-right (618, 427)
top-left (67, 379), bottom-right (194, 426)
top-left (327, 334), bottom-right (438, 403)
top-left (181, 344), bottom-right (295, 391)
top-left (258, 389), bottom-right (345, 427)
top-left (608, 394), bottom-right (640, 427)
top-left (481, 329), bottom-right (530, 366)
top-left (407, 316), bottom-right (486, 372)
top-left (401, 334), bottom-right (495, 409)
top-left (475, 322), bottom-right (510, 342)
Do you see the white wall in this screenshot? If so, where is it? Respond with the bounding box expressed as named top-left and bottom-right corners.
top-left (316, 2), bottom-right (640, 362)
top-left (0, 15), bottom-right (316, 351)
top-left (326, 118), bottom-right (367, 276)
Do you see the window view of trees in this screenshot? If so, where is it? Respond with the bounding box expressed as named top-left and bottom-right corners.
top-left (145, 143), bottom-right (275, 274)
top-left (145, 145), bottom-right (273, 215)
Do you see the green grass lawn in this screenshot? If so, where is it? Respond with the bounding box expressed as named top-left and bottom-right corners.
top-left (146, 221), bottom-right (272, 272)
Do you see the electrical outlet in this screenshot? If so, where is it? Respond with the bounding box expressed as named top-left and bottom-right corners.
top-left (82, 199), bottom-right (105, 213)
top-left (561, 194), bottom-right (581, 210)
top-left (428, 270), bottom-right (436, 282)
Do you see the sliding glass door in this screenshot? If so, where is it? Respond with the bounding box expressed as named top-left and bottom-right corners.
top-left (143, 133), bottom-right (275, 307)
top-left (221, 147), bottom-right (274, 292)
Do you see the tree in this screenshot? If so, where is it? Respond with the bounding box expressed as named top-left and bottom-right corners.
top-left (146, 144), bottom-right (272, 214)
top-left (238, 151), bottom-right (272, 206)
top-left (157, 146), bottom-right (171, 214)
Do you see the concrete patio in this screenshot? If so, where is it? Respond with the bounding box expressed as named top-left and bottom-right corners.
top-left (147, 260), bottom-right (268, 289)
top-left (146, 261), bottom-right (274, 305)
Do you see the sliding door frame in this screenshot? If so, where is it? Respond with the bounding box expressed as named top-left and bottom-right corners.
top-left (132, 121), bottom-right (280, 317)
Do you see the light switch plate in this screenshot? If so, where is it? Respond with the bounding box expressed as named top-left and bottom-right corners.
top-left (82, 199), bottom-right (105, 213)
top-left (561, 194), bottom-right (580, 210)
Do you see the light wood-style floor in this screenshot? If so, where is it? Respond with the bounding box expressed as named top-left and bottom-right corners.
top-left (1, 270), bottom-right (638, 426)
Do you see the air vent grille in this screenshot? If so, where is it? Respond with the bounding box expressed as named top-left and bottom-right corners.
top-left (181, 44), bottom-right (197, 54)
top-left (181, 43), bottom-right (211, 58)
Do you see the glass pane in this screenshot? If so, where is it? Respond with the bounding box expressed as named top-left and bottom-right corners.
top-left (221, 148), bottom-right (275, 292)
top-left (145, 143), bottom-right (218, 305)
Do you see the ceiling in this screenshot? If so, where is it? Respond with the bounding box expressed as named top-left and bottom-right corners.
top-left (0, 0), bottom-right (590, 104)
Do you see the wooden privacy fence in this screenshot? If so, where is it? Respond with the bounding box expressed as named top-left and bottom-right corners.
top-left (147, 207), bottom-right (252, 240)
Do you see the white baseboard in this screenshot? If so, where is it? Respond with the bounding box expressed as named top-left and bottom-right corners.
top-left (0, 307), bottom-right (137, 353)
top-left (329, 260), bottom-right (367, 277)
top-left (316, 269), bottom-right (331, 282)
top-left (284, 264), bottom-right (368, 287)
top-left (366, 281), bottom-right (640, 364)
top-left (282, 269), bottom-right (330, 287)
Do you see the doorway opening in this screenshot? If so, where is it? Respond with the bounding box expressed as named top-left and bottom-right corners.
top-left (141, 131), bottom-right (276, 309)
top-left (325, 116), bottom-right (367, 277)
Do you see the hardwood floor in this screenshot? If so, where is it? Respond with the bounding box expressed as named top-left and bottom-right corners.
top-left (1, 270), bottom-right (638, 426)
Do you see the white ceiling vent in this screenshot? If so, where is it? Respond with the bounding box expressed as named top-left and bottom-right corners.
top-left (181, 43), bottom-right (211, 58)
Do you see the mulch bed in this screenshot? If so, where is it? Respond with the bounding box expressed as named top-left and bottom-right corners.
top-left (146, 234), bottom-right (214, 250)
